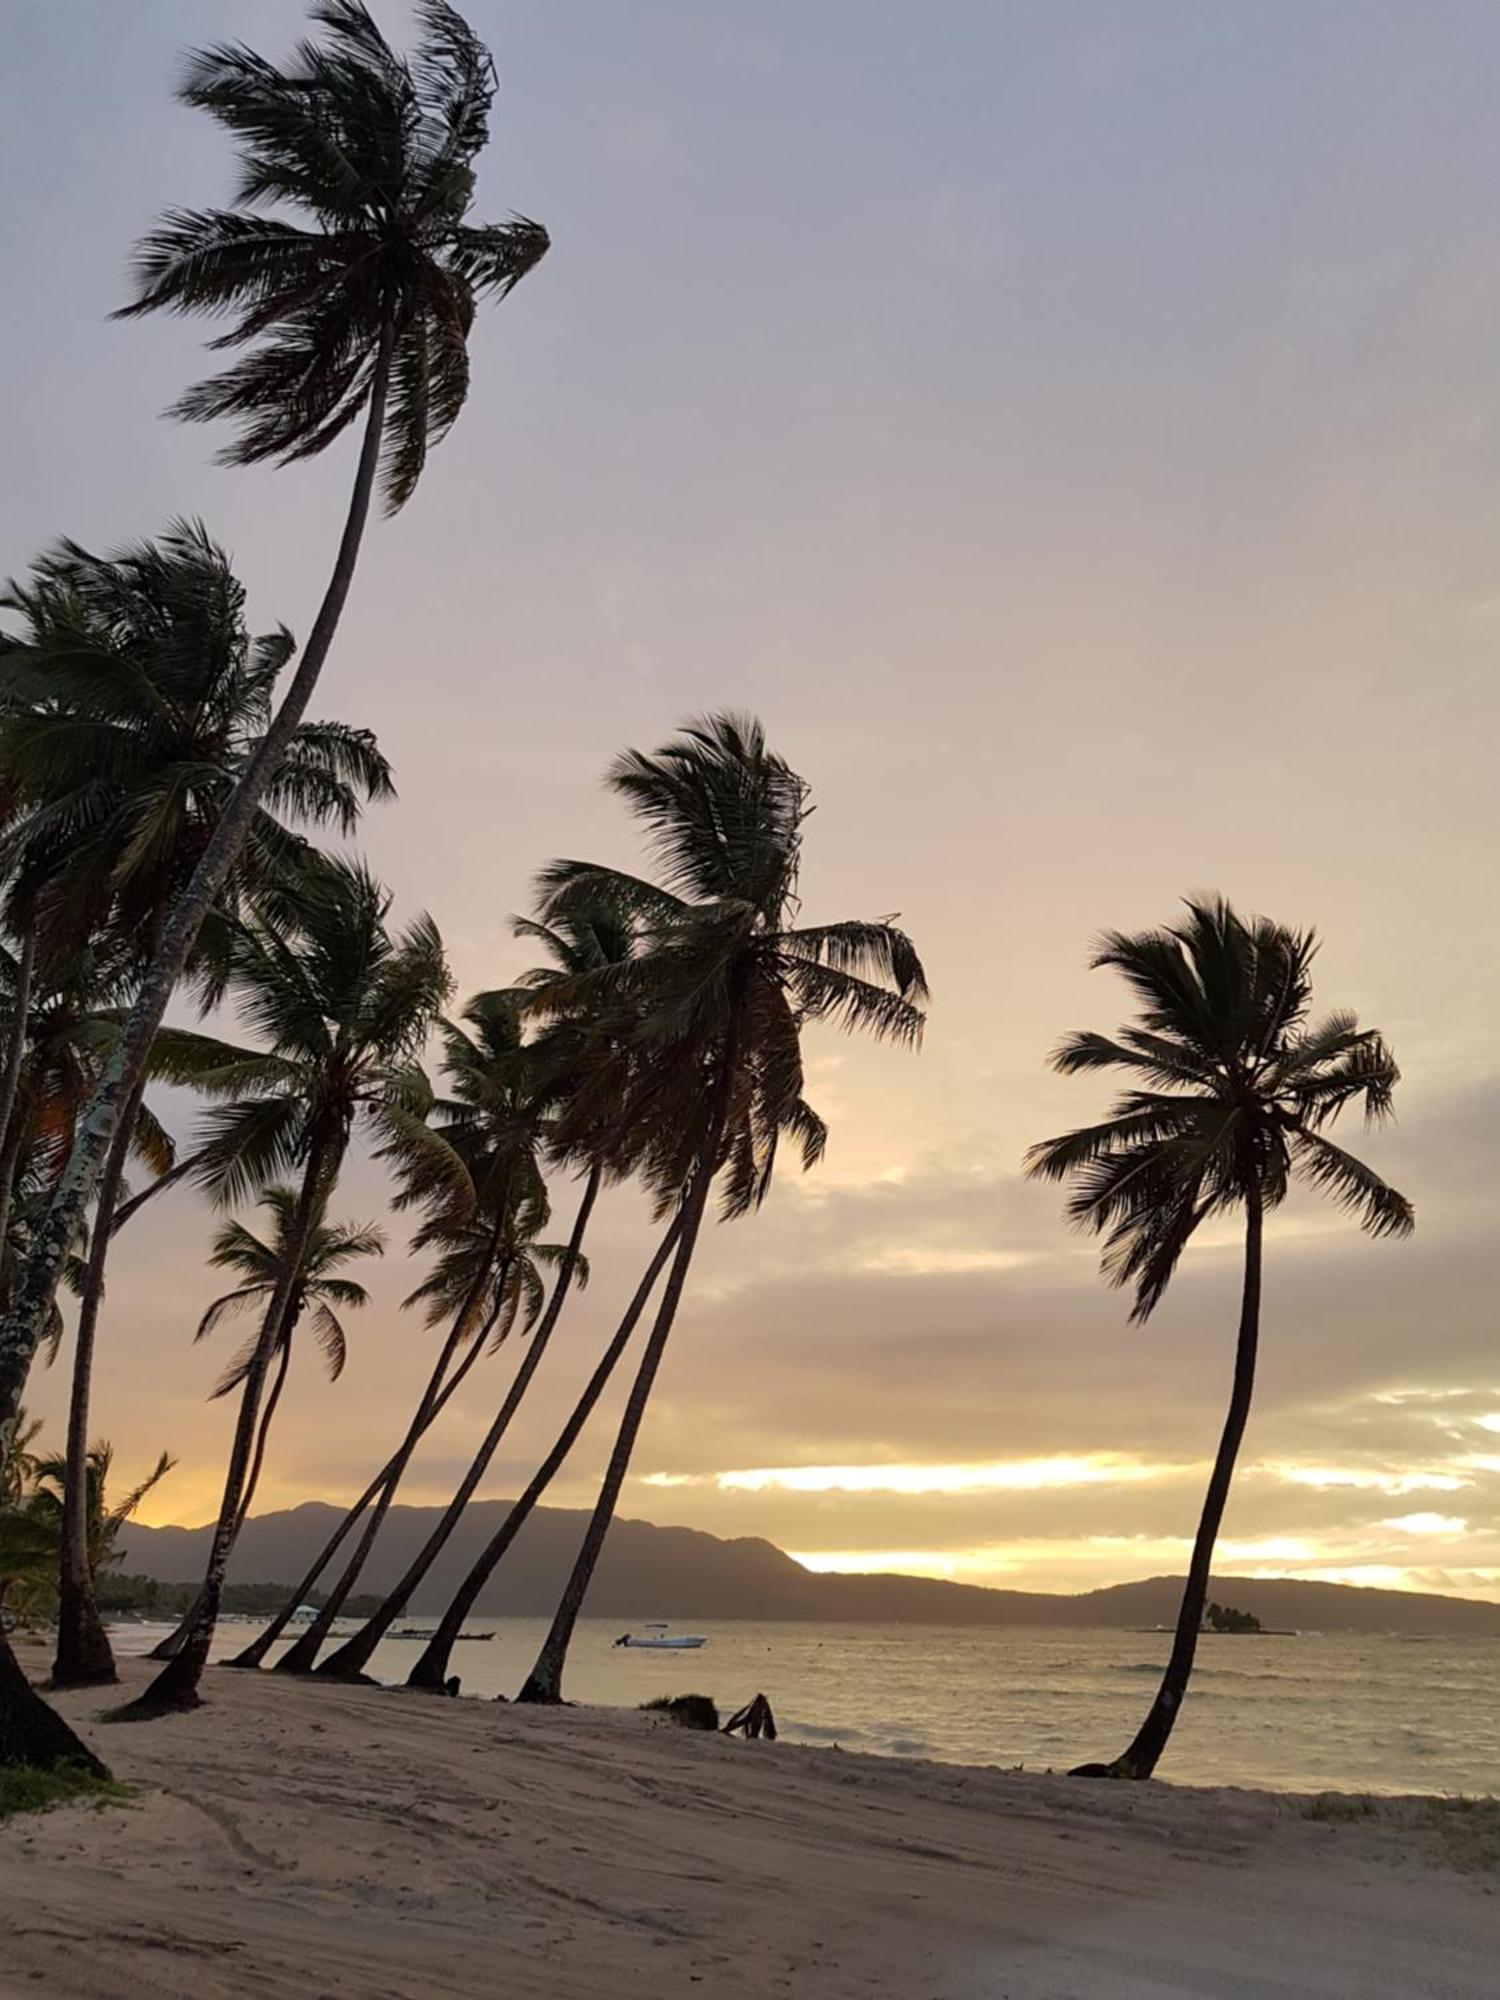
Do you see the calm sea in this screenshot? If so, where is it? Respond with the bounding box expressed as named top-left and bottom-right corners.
top-left (112, 1617), bottom-right (1500, 1797)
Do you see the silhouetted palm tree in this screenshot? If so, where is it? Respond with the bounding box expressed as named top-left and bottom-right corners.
top-left (516, 715), bottom-right (927, 1703)
top-left (119, 859), bottom-right (448, 1716)
top-left (0, 522), bottom-right (392, 1686)
top-left (0, 5), bottom-right (548, 1678)
top-left (1026, 897), bottom-right (1413, 1779)
top-left (315, 914), bottom-right (641, 1680)
top-left (198, 1187), bottom-right (383, 1532)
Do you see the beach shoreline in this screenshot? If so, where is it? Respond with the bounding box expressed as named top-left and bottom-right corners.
top-left (2, 1648), bottom-right (1496, 1997)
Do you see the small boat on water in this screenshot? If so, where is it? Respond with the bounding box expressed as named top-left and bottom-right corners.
top-left (613, 1622), bottom-right (707, 1651)
top-left (391, 1627), bottom-right (495, 1643)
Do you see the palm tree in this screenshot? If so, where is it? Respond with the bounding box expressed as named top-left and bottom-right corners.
top-left (117, 859), bottom-right (449, 1717)
top-left (0, 2), bottom-right (549, 1667)
top-left (197, 1186), bottom-right (383, 1532)
top-left (313, 1201), bottom-right (584, 1678)
top-left (0, 521), bottom-right (394, 1687)
top-left (406, 1213), bottom-right (681, 1692)
top-left (276, 990), bottom-right (551, 1673)
top-left (221, 1315), bottom-right (494, 1670)
top-left (516, 714), bottom-right (928, 1703)
top-left (1025, 897), bottom-right (1413, 1779)
top-left (0, 1442), bottom-right (174, 1628)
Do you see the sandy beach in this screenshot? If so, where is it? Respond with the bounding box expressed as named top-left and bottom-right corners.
top-left (1, 1650), bottom-right (1495, 1998)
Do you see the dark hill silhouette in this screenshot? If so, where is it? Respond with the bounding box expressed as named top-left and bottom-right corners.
top-left (115, 1501), bottom-right (1500, 1636)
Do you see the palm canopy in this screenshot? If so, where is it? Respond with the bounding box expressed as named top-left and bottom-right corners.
top-left (195, 1182), bottom-right (383, 1396)
top-left (1025, 897), bottom-right (1414, 1321)
top-left (378, 988), bottom-right (549, 1227)
top-left (0, 522), bottom-right (393, 970)
top-left (152, 855), bottom-right (452, 1207)
top-left (532, 714), bottom-right (929, 1218)
top-left (0, 1439), bottom-right (174, 1622)
top-left (116, 0), bottom-right (550, 512)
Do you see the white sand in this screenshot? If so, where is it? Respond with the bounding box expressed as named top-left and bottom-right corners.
top-left (2, 1650), bottom-right (1496, 1998)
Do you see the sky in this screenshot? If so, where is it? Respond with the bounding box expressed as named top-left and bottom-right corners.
top-left (4, 1), bottom-right (1500, 1600)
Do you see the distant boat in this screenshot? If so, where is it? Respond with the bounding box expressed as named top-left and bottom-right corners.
top-left (613, 1622), bottom-right (707, 1650)
top-left (287, 1603), bottom-right (320, 1626)
top-left (391, 1626), bottom-right (494, 1642)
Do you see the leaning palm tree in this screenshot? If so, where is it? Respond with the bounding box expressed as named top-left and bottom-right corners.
top-left (313, 1204), bottom-right (583, 1678)
top-left (312, 916), bottom-right (640, 1681)
top-left (515, 714), bottom-right (928, 1703)
top-left (197, 1188), bottom-right (383, 1533)
top-left (0, 6), bottom-right (547, 1721)
top-left (276, 990), bottom-right (553, 1673)
top-left (0, 521), bottom-right (394, 1687)
top-left (117, 859), bottom-right (449, 1717)
top-left (1025, 897), bottom-right (1413, 1779)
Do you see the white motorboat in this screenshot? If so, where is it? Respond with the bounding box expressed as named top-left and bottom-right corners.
top-left (613, 1622), bottom-right (707, 1650)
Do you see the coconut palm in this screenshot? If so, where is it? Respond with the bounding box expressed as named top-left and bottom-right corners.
top-left (198, 1187), bottom-right (383, 1532)
top-left (278, 989), bottom-right (550, 1672)
top-left (313, 1205), bottom-right (585, 1679)
top-left (0, 521), bottom-right (394, 1687)
top-left (1025, 897), bottom-right (1413, 1779)
top-left (314, 919), bottom-right (641, 1680)
top-left (118, 859), bottom-right (449, 1717)
top-left (0, 4), bottom-right (548, 1699)
top-left (515, 714), bottom-right (928, 1703)
top-left (0, 1442), bottom-right (174, 1629)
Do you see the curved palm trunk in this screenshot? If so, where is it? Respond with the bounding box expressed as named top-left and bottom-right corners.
top-left (224, 1325), bottom-right (491, 1670)
top-left (53, 1071), bottom-right (152, 1687)
top-left (0, 925), bottom-right (37, 1254)
top-left (236, 1333), bottom-right (293, 1535)
top-left (1088, 1188), bottom-right (1264, 1781)
top-left (114, 1147), bottom-right (335, 1718)
top-left (317, 1170), bottom-right (601, 1681)
top-left (276, 1238), bottom-right (508, 1675)
top-left (407, 1212), bottom-right (682, 1693)
top-left (0, 314), bottom-right (396, 1506)
top-left (516, 1183), bottom-right (713, 1704)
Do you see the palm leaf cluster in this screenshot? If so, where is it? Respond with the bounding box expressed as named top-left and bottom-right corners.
top-left (1027, 897), bottom-right (1412, 1320)
top-left (116, 0), bottom-right (549, 510)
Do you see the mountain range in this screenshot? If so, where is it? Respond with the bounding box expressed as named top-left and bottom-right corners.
top-left (116, 1501), bottom-right (1500, 1636)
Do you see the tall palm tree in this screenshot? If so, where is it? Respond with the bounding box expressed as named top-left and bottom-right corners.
top-left (0, 522), bottom-right (394, 1687)
top-left (516, 715), bottom-right (928, 1703)
top-left (406, 1213), bottom-right (681, 1692)
top-left (314, 952), bottom-right (632, 1688)
top-left (1025, 898), bottom-right (1413, 1779)
top-left (118, 859), bottom-right (449, 1717)
top-left (0, 4), bottom-right (548, 1690)
top-left (313, 1202), bottom-right (583, 1678)
top-left (276, 990), bottom-right (549, 1673)
top-left (197, 1187), bottom-right (383, 1533)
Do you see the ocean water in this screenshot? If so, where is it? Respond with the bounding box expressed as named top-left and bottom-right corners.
top-left (112, 1617), bottom-right (1500, 1797)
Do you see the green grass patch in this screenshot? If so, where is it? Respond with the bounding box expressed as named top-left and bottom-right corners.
top-left (0, 1765), bottom-right (131, 1824)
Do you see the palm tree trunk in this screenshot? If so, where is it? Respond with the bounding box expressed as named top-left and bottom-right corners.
top-left (317, 1169), bottom-right (602, 1681)
top-left (0, 924), bottom-right (37, 1255)
top-left (52, 1070), bottom-right (153, 1688)
top-left (1093, 1186), bottom-right (1264, 1780)
top-left (0, 1620), bottom-right (105, 1775)
top-left (0, 314), bottom-right (397, 1507)
top-left (275, 1232), bottom-right (509, 1676)
top-left (113, 1144), bottom-right (336, 1718)
top-left (236, 1334), bottom-right (293, 1536)
top-left (516, 1179), bottom-right (713, 1704)
top-left (224, 1323), bottom-right (491, 1671)
top-left (407, 1211), bottom-right (682, 1694)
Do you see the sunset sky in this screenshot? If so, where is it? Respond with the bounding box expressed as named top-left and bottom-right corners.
top-left (5, 1), bottom-right (1499, 1600)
